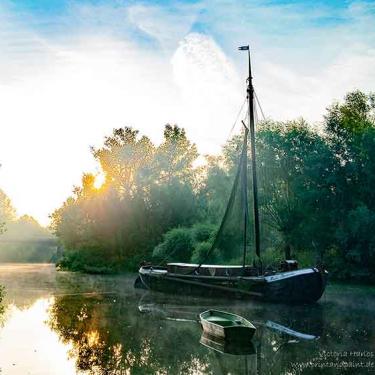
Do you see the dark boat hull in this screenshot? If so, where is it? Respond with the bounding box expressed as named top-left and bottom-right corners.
top-left (199, 309), bottom-right (256, 341)
top-left (136, 266), bottom-right (327, 304)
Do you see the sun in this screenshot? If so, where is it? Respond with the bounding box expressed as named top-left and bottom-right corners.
top-left (94, 171), bottom-right (106, 189)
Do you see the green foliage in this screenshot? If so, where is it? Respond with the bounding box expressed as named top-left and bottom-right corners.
top-left (191, 223), bottom-right (216, 243)
top-left (256, 119), bottom-right (336, 256)
top-left (191, 241), bottom-right (215, 264)
top-left (322, 91), bottom-right (375, 282)
top-left (153, 227), bottom-right (194, 263)
top-left (256, 247), bottom-right (284, 270)
top-left (57, 249), bottom-right (117, 274)
top-left (155, 223), bottom-right (218, 264)
top-left (0, 189), bottom-right (16, 234)
top-left (51, 92), bottom-right (375, 283)
top-left (51, 124), bottom-right (199, 272)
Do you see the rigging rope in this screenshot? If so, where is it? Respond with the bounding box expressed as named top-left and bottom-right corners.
top-left (227, 97), bottom-right (247, 140)
top-left (254, 90), bottom-right (266, 121)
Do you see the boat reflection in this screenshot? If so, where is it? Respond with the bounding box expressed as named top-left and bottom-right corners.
top-left (1, 265), bottom-right (374, 375)
top-left (199, 332), bottom-right (257, 375)
top-left (137, 291), bottom-right (320, 342)
top-left (264, 320), bottom-right (317, 341)
top-left (200, 332), bottom-right (256, 356)
top-left (137, 291), bottom-right (323, 374)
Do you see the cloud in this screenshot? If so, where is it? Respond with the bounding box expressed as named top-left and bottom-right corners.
top-left (0, 0), bottom-right (374, 224)
top-left (127, 3), bottom-right (201, 51)
top-left (172, 33), bottom-right (243, 152)
top-left (194, 0), bottom-right (375, 125)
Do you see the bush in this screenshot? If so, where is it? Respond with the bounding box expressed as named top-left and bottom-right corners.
top-left (192, 223), bottom-right (216, 243)
top-left (258, 247), bottom-right (283, 269)
top-left (57, 248), bottom-right (118, 273)
top-left (191, 241), bottom-right (212, 264)
top-left (152, 227), bottom-right (194, 263)
top-left (295, 250), bottom-right (316, 268)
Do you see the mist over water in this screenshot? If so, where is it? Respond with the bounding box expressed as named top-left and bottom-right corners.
top-left (0, 264), bottom-right (374, 374)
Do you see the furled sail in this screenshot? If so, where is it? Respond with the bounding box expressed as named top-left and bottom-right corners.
top-left (196, 126), bottom-right (253, 268)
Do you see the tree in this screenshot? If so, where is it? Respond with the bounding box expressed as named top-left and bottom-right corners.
top-left (256, 119), bottom-right (337, 261)
top-left (0, 215), bottom-right (56, 263)
top-left (0, 189), bottom-right (16, 234)
top-left (324, 91), bottom-right (375, 279)
top-left (51, 125), bottom-right (200, 272)
top-left (153, 124), bottom-right (198, 185)
top-left (92, 127), bottom-right (155, 196)
top-left (50, 92), bottom-right (375, 282)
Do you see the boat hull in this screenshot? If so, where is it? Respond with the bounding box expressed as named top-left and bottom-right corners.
top-left (136, 266), bottom-right (327, 304)
top-left (199, 310), bottom-right (256, 341)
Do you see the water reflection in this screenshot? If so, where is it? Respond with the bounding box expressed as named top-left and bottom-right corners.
top-left (48, 293), bottom-right (212, 374)
top-left (0, 264), bottom-right (374, 374)
top-left (0, 298), bottom-right (76, 374)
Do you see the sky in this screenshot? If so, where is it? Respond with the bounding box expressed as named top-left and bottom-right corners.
top-left (0, 0), bottom-right (374, 226)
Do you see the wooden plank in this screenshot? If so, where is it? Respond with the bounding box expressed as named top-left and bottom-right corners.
top-left (163, 275), bottom-right (263, 297)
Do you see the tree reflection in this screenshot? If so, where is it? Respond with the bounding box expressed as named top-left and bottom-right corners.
top-left (47, 290), bottom-right (375, 375)
top-left (48, 293), bottom-right (214, 374)
top-left (48, 292), bottom-right (314, 374)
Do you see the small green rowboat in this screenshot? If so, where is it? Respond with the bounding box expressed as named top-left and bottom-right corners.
top-left (199, 310), bottom-right (256, 341)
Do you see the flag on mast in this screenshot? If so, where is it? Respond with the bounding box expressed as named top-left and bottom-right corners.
top-left (238, 45), bottom-right (249, 50)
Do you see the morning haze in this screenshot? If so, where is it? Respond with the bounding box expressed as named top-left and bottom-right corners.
top-left (0, 1), bottom-right (374, 374)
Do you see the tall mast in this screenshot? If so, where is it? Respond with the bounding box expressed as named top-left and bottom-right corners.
top-left (241, 124), bottom-right (249, 269)
top-left (239, 45), bottom-right (261, 261)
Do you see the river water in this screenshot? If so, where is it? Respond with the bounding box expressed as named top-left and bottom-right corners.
top-left (0, 264), bottom-right (374, 374)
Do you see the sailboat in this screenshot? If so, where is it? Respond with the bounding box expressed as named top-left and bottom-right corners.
top-left (136, 46), bottom-right (327, 303)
